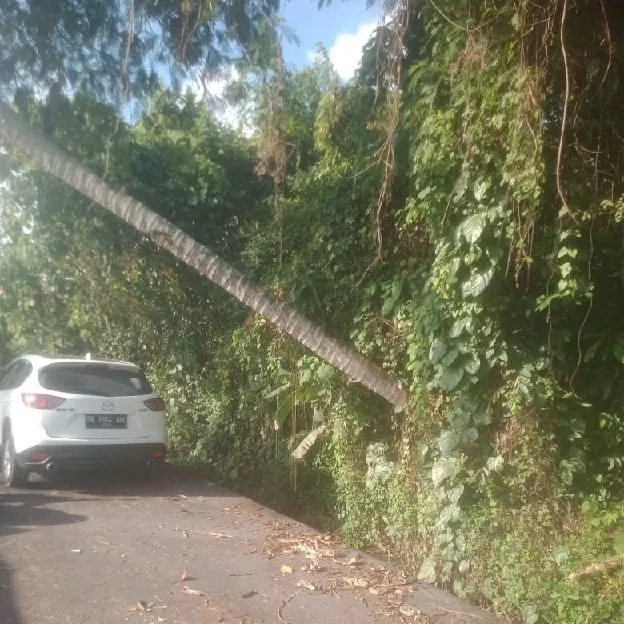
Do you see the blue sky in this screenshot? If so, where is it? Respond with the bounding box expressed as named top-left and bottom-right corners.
top-left (281, 0), bottom-right (379, 79)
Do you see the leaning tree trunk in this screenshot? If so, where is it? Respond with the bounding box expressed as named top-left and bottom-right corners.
top-left (0, 103), bottom-right (408, 410)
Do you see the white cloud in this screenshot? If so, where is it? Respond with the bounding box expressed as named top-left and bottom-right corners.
top-left (313, 21), bottom-right (377, 81)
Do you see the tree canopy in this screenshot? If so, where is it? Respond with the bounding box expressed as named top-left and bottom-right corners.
top-left (1, 0), bottom-right (280, 102)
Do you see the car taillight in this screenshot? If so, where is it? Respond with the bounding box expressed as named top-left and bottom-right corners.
top-left (22, 393), bottom-right (66, 409)
top-left (143, 397), bottom-right (165, 412)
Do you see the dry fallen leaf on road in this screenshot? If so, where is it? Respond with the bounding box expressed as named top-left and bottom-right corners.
top-left (182, 530), bottom-right (190, 539)
top-left (387, 596), bottom-right (405, 607)
top-left (241, 590), bottom-right (257, 599)
top-left (343, 577), bottom-right (369, 588)
top-left (297, 580), bottom-right (316, 591)
top-left (209, 531), bottom-right (230, 538)
top-left (369, 586), bottom-right (389, 595)
top-left (347, 556), bottom-right (359, 567)
top-left (129, 600), bottom-right (153, 612)
top-left (398, 605), bottom-right (418, 617)
top-left (179, 568), bottom-right (192, 582)
top-left (70, 549), bottom-right (82, 554)
top-left (182, 586), bottom-right (204, 596)
top-left (280, 564), bottom-right (293, 575)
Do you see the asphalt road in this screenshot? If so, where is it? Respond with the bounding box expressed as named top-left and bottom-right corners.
top-left (0, 469), bottom-right (501, 624)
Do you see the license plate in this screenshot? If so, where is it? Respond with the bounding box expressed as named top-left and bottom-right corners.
top-left (86, 414), bottom-right (127, 429)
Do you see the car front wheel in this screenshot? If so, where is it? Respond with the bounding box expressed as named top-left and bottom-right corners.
top-left (1, 429), bottom-right (29, 487)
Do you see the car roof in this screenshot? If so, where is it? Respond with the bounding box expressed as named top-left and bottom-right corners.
top-left (17, 354), bottom-right (142, 370)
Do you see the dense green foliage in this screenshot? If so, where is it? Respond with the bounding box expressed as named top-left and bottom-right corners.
top-left (2, 1), bottom-right (624, 622)
top-left (0, 0), bottom-right (279, 102)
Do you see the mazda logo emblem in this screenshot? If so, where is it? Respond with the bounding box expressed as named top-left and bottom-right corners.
top-left (101, 400), bottom-right (114, 412)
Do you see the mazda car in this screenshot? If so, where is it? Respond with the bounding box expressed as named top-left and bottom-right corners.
top-left (0, 355), bottom-right (167, 486)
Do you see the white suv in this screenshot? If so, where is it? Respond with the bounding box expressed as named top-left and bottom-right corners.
top-left (0, 355), bottom-right (168, 487)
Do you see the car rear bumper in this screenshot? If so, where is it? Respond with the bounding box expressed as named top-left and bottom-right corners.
top-left (16, 443), bottom-right (167, 471)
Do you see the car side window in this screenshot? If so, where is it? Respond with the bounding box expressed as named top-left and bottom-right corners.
top-left (1, 360), bottom-right (32, 390)
top-left (13, 361), bottom-right (33, 388)
top-left (0, 363), bottom-right (17, 390)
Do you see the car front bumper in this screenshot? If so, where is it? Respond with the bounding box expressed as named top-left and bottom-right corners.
top-left (16, 443), bottom-right (167, 471)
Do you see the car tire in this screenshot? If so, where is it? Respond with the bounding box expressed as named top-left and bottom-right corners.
top-left (1, 429), bottom-right (29, 487)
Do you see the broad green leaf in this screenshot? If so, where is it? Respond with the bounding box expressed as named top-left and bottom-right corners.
top-left (391, 279), bottom-right (402, 301)
top-left (429, 337), bottom-right (447, 365)
top-left (447, 484), bottom-right (465, 503)
top-left (431, 457), bottom-right (461, 487)
top-left (276, 394), bottom-right (294, 426)
top-left (441, 348), bottom-right (459, 366)
top-left (584, 336), bottom-right (603, 363)
top-left (456, 341), bottom-right (472, 354)
top-left (474, 181), bottom-right (488, 202)
top-left (417, 186), bottom-right (432, 200)
top-left (440, 365), bottom-right (464, 391)
top-left (461, 268), bottom-right (494, 298)
top-left (521, 604), bottom-right (539, 624)
top-left (472, 411), bottom-right (492, 427)
top-left (613, 337), bottom-right (624, 364)
top-left (438, 503), bottom-right (460, 525)
top-left (292, 424), bottom-right (327, 461)
top-left (264, 383), bottom-right (291, 400)
top-left (437, 431), bottom-right (461, 455)
top-left (381, 296), bottom-right (395, 316)
top-left (447, 407), bottom-right (470, 429)
top-left (459, 214), bottom-right (486, 244)
top-left (464, 353), bottom-right (480, 375)
top-left (316, 363), bottom-right (335, 380)
top-left (462, 427), bottom-right (478, 443)
top-left (448, 317), bottom-right (468, 338)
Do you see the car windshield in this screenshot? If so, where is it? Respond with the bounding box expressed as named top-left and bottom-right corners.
top-left (38, 362), bottom-right (153, 397)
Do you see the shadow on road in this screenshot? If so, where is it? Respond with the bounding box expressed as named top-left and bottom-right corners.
top-left (0, 556), bottom-right (22, 624)
top-left (13, 464), bottom-right (236, 500)
top-left (0, 491), bottom-right (87, 537)
top-left (0, 490), bottom-right (89, 623)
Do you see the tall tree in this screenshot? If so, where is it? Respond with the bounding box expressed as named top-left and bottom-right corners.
top-left (0, 0), bottom-right (280, 102)
top-left (0, 102), bottom-right (408, 410)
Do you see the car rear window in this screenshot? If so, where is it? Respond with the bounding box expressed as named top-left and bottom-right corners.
top-left (38, 363), bottom-right (153, 397)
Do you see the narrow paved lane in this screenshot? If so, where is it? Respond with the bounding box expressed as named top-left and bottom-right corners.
top-left (0, 470), bottom-right (500, 624)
